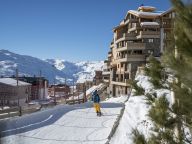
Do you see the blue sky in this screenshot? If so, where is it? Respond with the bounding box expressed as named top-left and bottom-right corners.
top-left (0, 0), bottom-right (171, 61)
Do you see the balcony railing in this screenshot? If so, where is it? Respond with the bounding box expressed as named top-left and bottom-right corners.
top-left (128, 24), bottom-right (140, 32)
top-left (116, 33), bottom-right (137, 42)
top-left (117, 42), bottom-right (146, 52)
top-left (125, 18), bottom-right (138, 24)
top-left (103, 79), bottom-right (110, 83)
top-left (110, 42), bottom-right (114, 48)
top-left (111, 79), bottom-right (132, 86)
top-left (117, 54), bottom-right (145, 62)
top-left (102, 71), bottom-right (110, 75)
top-left (136, 31), bottom-right (160, 39)
top-left (108, 53), bottom-right (112, 57)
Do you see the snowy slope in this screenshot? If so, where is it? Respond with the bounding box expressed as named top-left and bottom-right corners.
top-left (0, 50), bottom-right (104, 84)
top-left (74, 61), bottom-right (104, 83)
top-left (0, 50), bottom-right (65, 84)
top-left (110, 74), bottom-right (172, 144)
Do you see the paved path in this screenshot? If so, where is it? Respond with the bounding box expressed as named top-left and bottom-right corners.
top-left (0, 102), bottom-right (123, 144)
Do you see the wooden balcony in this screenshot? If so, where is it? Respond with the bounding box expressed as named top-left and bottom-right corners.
top-left (102, 71), bottom-right (110, 75)
top-left (125, 18), bottom-right (138, 24)
top-left (117, 55), bottom-right (145, 63)
top-left (103, 79), bottom-right (110, 83)
top-left (116, 33), bottom-right (136, 43)
top-left (116, 69), bottom-right (125, 74)
top-left (111, 79), bottom-right (131, 86)
top-left (108, 53), bottom-right (112, 57)
top-left (110, 42), bottom-right (114, 48)
top-left (117, 42), bottom-right (146, 52)
top-left (136, 31), bottom-right (160, 39)
top-left (128, 24), bottom-right (140, 32)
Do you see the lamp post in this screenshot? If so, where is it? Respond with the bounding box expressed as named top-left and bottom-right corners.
top-left (16, 68), bottom-right (19, 106)
top-left (52, 65), bottom-right (57, 105)
top-left (53, 79), bottom-right (56, 105)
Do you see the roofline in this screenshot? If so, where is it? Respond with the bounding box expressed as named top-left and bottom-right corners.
top-left (128, 10), bottom-right (162, 18)
top-left (161, 7), bottom-right (175, 16)
top-left (0, 78), bottom-right (32, 86)
top-left (0, 82), bottom-right (31, 87)
top-left (113, 23), bottom-right (126, 32)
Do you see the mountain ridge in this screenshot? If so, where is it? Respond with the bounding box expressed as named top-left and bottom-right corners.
top-left (0, 49), bottom-right (104, 84)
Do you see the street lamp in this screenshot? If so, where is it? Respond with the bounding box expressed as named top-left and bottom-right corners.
top-left (52, 65), bottom-right (57, 105)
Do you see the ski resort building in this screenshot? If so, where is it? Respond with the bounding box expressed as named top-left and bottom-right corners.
top-left (18, 77), bottom-right (49, 101)
top-left (104, 6), bottom-right (175, 96)
top-left (48, 84), bottom-right (70, 98)
top-left (0, 78), bottom-right (31, 106)
top-left (93, 70), bottom-right (103, 85)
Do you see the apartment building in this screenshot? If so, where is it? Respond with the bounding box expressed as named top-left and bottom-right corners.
top-left (104, 6), bottom-right (175, 97)
top-left (48, 84), bottom-right (70, 99)
top-left (103, 60), bottom-right (110, 84)
top-left (0, 78), bottom-right (31, 106)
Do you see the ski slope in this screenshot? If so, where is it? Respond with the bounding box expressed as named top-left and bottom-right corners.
top-left (0, 99), bottom-right (126, 144)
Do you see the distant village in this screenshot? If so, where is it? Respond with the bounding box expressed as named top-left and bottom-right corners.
top-left (0, 70), bottom-right (103, 108)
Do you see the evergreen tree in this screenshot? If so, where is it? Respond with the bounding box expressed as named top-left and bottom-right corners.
top-left (131, 80), bottom-right (145, 96)
top-left (145, 56), bottom-right (164, 89)
top-left (163, 0), bottom-right (192, 143)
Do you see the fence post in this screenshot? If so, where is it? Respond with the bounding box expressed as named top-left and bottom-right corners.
top-left (19, 106), bottom-right (22, 116)
top-left (83, 83), bottom-right (87, 102)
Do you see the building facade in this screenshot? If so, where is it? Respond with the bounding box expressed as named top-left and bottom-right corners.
top-left (18, 76), bottom-right (49, 100)
top-left (48, 84), bottom-right (70, 99)
top-left (0, 78), bottom-right (31, 106)
top-left (104, 6), bottom-right (175, 97)
top-left (93, 70), bottom-right (103, 85)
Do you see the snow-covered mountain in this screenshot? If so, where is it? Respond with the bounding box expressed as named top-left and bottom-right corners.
top-left (45, 59), bottom-right (104, 83)
top-left (0, 49), bottom-right (104, 84)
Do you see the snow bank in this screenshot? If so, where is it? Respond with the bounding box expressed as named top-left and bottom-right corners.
top-left (110, 74), bottom-right (172, 144)
top-left (110, 95), bottom-right (153, 144)
top-left (105, 95), bottom-right (128, 103)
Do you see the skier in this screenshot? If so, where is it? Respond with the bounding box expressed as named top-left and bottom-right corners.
top-left (91, 90), bottom-right (101, 116)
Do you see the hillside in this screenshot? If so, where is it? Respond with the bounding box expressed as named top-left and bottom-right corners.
top-left (0, 50), bottom-right (103, 84)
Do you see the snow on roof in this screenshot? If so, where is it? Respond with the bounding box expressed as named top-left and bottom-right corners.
top-left (0, 78), bottom-right (31, 86)
top-left (128, 10), bottom-right (164, 18)
top-left (140, 22), bottom-right (160, 27)
top-left (138, 6), bottom-right (156, 12)
top-left (139, 6), bottom-right (156, 9)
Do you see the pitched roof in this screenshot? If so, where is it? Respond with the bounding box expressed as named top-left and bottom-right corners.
top-left (0, 78), bottom-right (31, 86)
top-left (128, 10), bottom-right (164, 18)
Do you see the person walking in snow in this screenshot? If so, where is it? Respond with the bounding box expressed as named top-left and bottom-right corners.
top-left (92, 90), bottom-right (101, 116)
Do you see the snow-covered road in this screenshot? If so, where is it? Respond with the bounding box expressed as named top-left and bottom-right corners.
top-left (0, 102), bottom-right (124, 144)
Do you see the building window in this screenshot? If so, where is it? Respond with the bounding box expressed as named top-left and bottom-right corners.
top-left (148, 39), bottom-right (153, 43)
top-left (125, 73), bottom-right (129, 79)
top-left (133, 50), bottom-right (142, 55)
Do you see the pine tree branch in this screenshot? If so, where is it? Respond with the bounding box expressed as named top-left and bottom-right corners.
top-left (168, 107), bottom-right (192, 129)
